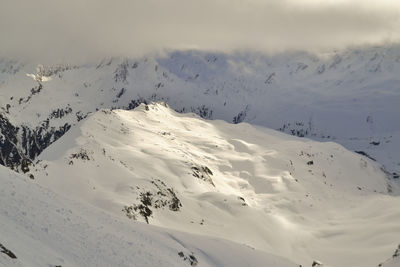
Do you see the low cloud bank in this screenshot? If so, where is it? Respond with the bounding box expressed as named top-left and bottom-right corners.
top-left (1, 0), bottom-right (400, 63)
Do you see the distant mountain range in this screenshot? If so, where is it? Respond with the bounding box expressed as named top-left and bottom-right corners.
top-left (1, 45), bottom-right (400, 266)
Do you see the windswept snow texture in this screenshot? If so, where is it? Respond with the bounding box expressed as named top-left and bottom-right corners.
top-left (32, 103), bottom-right (400, 267)
top-left (0, 45), bottom-right (399, 177)
top-left (0, 163), bottom-right (297, 267)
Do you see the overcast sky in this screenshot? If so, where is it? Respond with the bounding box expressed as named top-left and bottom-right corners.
top-left (1, 0), bottom-right (400, 63)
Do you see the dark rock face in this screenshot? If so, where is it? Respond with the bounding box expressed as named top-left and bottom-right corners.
top-left (0, 111), bottom-right (70, 172)
top-left (0, 243), bottom-right (17, 259)
top-left (191, 165), bottom-right (214, 186)
top-left (233, 105), bottom-right (248, 124)
top-left (311, 260), bottom-right (322, 267)
top-left (126, 98), bottom-right (148, 110)
top-left (123, 179), bottom-right (182, 223)
top-left (114, 60), bottom-right (130, 83)
top-left (0, 113), bottom-right (28, 171)
top-left (355, 151), bottom-right (376, 161)
top-left (192, 105), bottom-right (213, 119)
top-left (178, 251), bottom-right (198, 266)
top-left (279, 122), bottom-right (310, 138)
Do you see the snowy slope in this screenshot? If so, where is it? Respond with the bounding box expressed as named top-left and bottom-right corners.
top-left (31, 103), bottom-right (400, 267)
top-left (0, 162), bottom-right (298, 267)
top-left (0, 45), bottom-right (399, 178)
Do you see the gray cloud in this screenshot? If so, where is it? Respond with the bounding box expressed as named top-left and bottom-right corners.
top-left (1, 0), bottom-right (400, 63)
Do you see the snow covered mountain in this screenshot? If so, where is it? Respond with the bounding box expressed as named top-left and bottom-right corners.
top-left (1, 44), bottom-right (400, 266)
top-left (0, 159), bottom-right (298, 267)
top-left (0, 44), bottom-right (399, 179)
top-left (28, 103), bottom-right (400, 267)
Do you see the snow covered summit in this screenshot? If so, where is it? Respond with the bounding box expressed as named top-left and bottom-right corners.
top-left (29, 102), bottom-right (400, 267)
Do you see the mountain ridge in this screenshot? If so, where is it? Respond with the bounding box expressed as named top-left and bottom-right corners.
top-left (0, 45), bottom-right (399, 179)
top-left (28, 102), bottom-right (400, 267)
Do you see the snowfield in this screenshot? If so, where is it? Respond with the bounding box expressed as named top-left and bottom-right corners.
top-left (0, 162), bottom-right (298, 267)
top-left (28, 103), bottom-right (400, 267)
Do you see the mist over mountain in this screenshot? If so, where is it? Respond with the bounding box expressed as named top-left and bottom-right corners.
top-left (1, 0), bottom-right (400, 62)
top-left (1, 1), bottom-right (400, 267)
